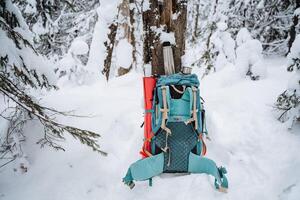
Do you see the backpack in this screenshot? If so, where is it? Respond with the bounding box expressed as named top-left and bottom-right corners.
top-left (123, 73), bottom-right (228, 192)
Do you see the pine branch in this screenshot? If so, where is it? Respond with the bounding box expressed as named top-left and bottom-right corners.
top-left (0, 74), bottom-right (107, 156)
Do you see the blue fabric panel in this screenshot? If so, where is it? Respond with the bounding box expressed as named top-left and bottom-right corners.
top-left (130, 153), bottom-right (164, 181)
top-left (188, 152), bottom-right (220, 180)
top-left (169, 89), bottom-right (191, 118)
top-left (188, 152), bottom-right (228, 189)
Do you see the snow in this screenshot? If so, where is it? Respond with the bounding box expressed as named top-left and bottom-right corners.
top-left (144, 64), bottom-right (152, 77)
top-left (210, 22), bottom-right (236, 71)
top-left (115, 39), bottom-right (133, 69)
top-left (216, 22), bottom-right (227, 31)
top-left (87, 0), bottom-right (120, 75)
top-left (236, 28), bottom-right (253, 47)
top-left (24, 0), bottom-right (36, 14)
top-left (160, 31), bottom-right (176, 44)
top-left (0, 24), bottom-right (56, 86)
top-left (288, 72), bottom-right (300, 94)
top-left (31, 17), bottom-right (48, 35)
top-left (286, 35), bottom-right (300, 94)
top-left (257, 0), bottom-right (265, 9)
top-left (1, 58), bottom-right (300, 200)
top-left (287, 35), bottom-right (300, 66)
top-left (294, 8), bottom-right (300, 16)
top-left (70, 40), bottom-right (89, 56)
top-left (154, 27), bottom-right (176, 45)
top-left (142, 0), bottom-right (150, 11)
top-left (1, 1), bottom-right (300, 200)
top-left (236, 29), bottom-right (266, 79)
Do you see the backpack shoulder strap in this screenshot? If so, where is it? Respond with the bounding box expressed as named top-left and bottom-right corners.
top-left (185, 86), bottom-right (199, 130)
top-left (151, 85), bottom-right (171, 134)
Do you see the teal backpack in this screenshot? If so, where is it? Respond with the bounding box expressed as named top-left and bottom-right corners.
top-left (123, 73), bottom-right (228, 192)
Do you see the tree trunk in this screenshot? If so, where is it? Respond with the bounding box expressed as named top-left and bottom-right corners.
top-left (116, 0), bottom-right (138, 76)
top-left (129, 0), bottom-right (137, 69)
top-left (173, 1), bottom-right (187, 73)
top-left (102, 22), bottom-right (118, 80)
top-left (143, 0), bottom-right (187, 76)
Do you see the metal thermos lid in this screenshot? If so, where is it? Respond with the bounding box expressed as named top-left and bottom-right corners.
top-left (182, 66), bottom-right (192, 74)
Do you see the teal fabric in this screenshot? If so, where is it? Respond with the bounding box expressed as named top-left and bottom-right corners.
top-left (152, 86), bottom-right (170, 133)
top-left (169, 88), bottom-right (191, 122)
top-left (123, 153), bottom-right (164, 185)
top-left (152, 75), bottom-right (205, 135)
top-left (155, 122), bottom-right (198, 172)
top-left (131, 153), bottom-right (164, 181)
top-left (188, 152), bottom-right (228, 189)
top-left (156, 73), bottom-right (200, 87)
top-left (152, 87), bottom-right (162, 133)
top-left (151, 136), bottom-right (156, 155)
top-left (196, 89), bottom-right (203, 133)
top-left (145, 109), bottom-right (153, 113)
top-left (123, 73), bottom-right (227, 190)
top-left (196, 139), bottom-right (202, 155)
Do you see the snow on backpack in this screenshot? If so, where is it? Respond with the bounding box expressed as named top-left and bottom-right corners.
top-left (123, 73), bottom-right (228, 192)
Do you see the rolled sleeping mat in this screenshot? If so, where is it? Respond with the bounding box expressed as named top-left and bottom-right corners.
top-left (140, 77), bottom-right (156, 158)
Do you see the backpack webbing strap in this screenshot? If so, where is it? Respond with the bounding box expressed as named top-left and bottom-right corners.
top-left (188, 152), bottom-right (228, 192)
top-left (185, 86), bottom-right (198, 130)
top-left (160, 86), bottom-right (171, 135)
top-left (159, 86), bottom-right (172, 166)
top-left (123, 153), bottom-right (164, 189)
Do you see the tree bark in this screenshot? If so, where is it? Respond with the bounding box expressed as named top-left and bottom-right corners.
top-left (192, 3), bottom-right (200, 43)
top-left (143, 0), bottom-right (187, 76)
top-left (117, 0), bottom-right (138, 76)
top-left (129, 0), bottom-right (137, 69)
top-left (102, 22), bottom-right (118, 80)
top-left (172, 1), bottom-right (187, 73)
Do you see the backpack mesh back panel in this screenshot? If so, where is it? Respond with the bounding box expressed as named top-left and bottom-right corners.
top-left (155, 122), bottom-right (198, 172)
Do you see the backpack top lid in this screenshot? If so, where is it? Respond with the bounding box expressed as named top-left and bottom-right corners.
top-left (156, 73), bottom-right (200, 87)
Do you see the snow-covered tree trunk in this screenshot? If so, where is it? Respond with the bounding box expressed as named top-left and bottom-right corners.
top-left (116, 0), bottom-right (137, 76)
top-left (191, 3), bottom-right (200, 43)
top-left (143, 0), bottom-right (187, 75)
top-left (102, 22), bottom-right (118, 80)
top-left (102, 0), bottom-right (138, 79)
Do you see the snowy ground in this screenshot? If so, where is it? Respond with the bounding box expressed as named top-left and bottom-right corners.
top-left (1, 57), bottom-right (299, 200)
